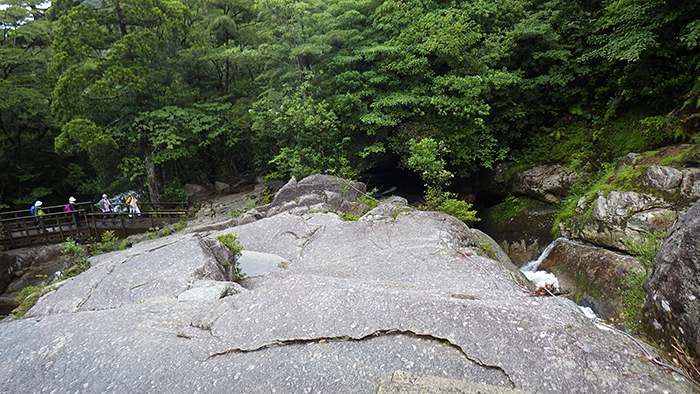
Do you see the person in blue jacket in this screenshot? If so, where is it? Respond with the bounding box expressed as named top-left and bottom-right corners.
top-left (30, 200), bottom-right (45, 231)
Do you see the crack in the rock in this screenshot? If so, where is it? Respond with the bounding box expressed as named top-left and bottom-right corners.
top-left (72, 237), bottom-right (186, 312)
top-left (201, 329), bottom-right (515, 387)
top-left (73, 254), bottom-right (139, 312)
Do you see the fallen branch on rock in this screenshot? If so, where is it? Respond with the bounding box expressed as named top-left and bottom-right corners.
top-left (672, 337), bottom-right (700, 385)
top-left (527, 283), bottom-right (571, 297)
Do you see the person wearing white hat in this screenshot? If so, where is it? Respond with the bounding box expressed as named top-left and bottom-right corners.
top-left (98, 194), bottom-right (112, 221)
top-left (30, 200), bottom-right (45, 231)
top-left (66, 197), bottom-right (80, 225)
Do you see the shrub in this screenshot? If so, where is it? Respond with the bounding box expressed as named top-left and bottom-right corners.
top-left (214, 234), bottom-right (245, 281)
top-left (93, 230), bottom-right (127, 254)
top-left (340, 212), bottom-right (358, 221)
top-left (437, 198), bottom-right (479, 223)
top-left (62, 238), bottom-right (90, 271)
top-left (172, 220), bottom-right (188, 232)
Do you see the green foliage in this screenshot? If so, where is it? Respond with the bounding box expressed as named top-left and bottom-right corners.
top-left (93, 230), bottom-right (127, 254)
top-left (354, 193), bottom-right (379, 215)
top-left (406, 137), bottom-right (453, 200)
top-left (620, 230), bottom-right (667, 333)
top-left (340, 212), bottom-right (358, 221)
top-left (624, 231), bottom-right (667, 270)
top-left (161, 178), bottom-right (187, 203)
top-left (13, 286), bottom-right (42, 319)
top-left (61, 238), bottom-right (90, 271)
top-left (437, 199), bottom-right (479, 223)
top-left (489, 196), bottom-right (527, 225)
top-left (54, 118), bottom-right (117, 155)
top-left (251, 83), bottom-right (355, 179)
top-left (4, 0), bottom-right (700, 214)
top-left (214, 233), bottom-right (245, 280)
top-left (172, 220), bottom-right (188, 232)
top-left (405, 136), bottom-right (478, 222)
top-left (620, 270), bottom-right (648, 333)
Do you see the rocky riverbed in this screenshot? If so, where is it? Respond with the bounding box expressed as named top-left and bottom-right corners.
top-left (0, 175), bottom-right (697, 393)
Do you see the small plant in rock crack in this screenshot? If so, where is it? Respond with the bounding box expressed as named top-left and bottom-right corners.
top-left (214, 233), bottom-right (245, 281)
top-left (62, 238), bottom-right (90, 273)
top-left (13, 285), bottom-right (43, 319)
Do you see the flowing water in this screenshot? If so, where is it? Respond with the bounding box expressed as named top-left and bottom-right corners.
top-left (519, 237), bottom-right (571, 289)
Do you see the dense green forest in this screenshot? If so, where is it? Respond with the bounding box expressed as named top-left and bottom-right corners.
top-left (1, 0), bottom-right (699, 210)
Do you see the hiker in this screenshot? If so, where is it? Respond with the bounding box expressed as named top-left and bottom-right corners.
top-left (30, 200), bottom-right (45, 231)
top-left (126, 193), bottom-right (141, 220)
top-left (65, 196), bottom-right (80, 224)
top-left (98, 194), bottom-right (112, 220)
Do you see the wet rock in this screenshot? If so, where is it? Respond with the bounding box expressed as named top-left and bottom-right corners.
top-left (0, 244), bottom-right (71, 297)
top-left (538, 240), bottom-right (644, 321)
top-left (643, 199), bottom-right (700, 357)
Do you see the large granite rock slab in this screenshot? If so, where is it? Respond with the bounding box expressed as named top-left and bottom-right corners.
top-left (643, 198), bottom-right (700, 357)
top-left (0, 194), bottom-right (696, 393)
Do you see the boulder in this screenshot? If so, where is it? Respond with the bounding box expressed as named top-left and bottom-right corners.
top-left (562, 191), bottom-right (675, 252)
top-left (243, 174), bottom-right (368, 222)
top-left (537, 240), bottom-right (645, 321)
top-left (681, 168), bottom-right (700, 199)
top-left (643, 165), bottom-right (683, 192)
top-left (183, 183), bottom-right (207, 196)
top-left (643, 198), bottom-right (700, 357)
top-left (0, 244), bottom-right (71, 296)
top-left (614, 152), bottom-right (643, 173)
top-left (507, 165), bottom-right (578, 204)
top-left (214, 181), bottom-right (231, 193)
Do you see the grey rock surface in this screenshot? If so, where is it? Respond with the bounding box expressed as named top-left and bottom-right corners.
top-left (0, 180), bottom-right (697, 393)
top-left (507, 165), bottom-right (578, 204)
top-left (562, 190), bottom-right (675, 252)
top-left (377, 370), bottom-right (541, 394)
top-left (644, 198), bottom-right (700, 357)
top-left (644, 165), bottom-right (684, 192)
top-left (245, 174), bottom-right (368, 222)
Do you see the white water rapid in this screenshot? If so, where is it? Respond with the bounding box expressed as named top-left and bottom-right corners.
top-left (519, 237), bottom-right (571, 290)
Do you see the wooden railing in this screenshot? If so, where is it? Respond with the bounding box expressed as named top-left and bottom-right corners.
top-left (0, 202), bottom-right (191, 250)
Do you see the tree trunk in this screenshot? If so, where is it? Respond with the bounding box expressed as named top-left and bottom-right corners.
top-left (144, 156), bottom-right (160, 204)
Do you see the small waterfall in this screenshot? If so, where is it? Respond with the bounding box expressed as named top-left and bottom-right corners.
top-left (519, 237), bottom-right (571, 289)
top-left (520, 237), bottom-right (568, 272)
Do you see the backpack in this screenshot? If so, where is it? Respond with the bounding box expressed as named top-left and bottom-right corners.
top-left (65, 205), bottom-right (71, 212)
top-left (126, 196), bottom-right (132, 204)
